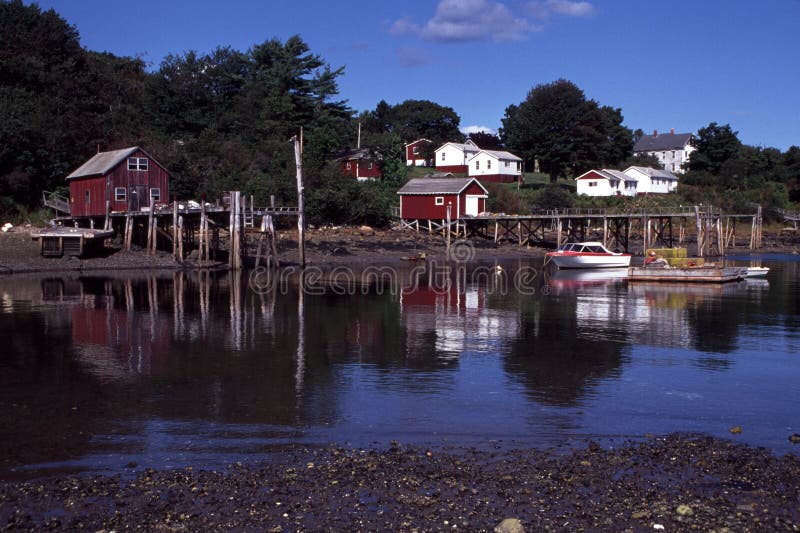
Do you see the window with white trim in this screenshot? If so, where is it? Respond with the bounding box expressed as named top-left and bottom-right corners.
top-left (128, 157), bottom-right (148, 171)
top-left (505, 161), bottom-right (509, 167)
top-left (85, 190), bottom-right (91, 204)
top-left (435, 196), bottom-right (444, 205)
top-left (346, 162), bottom-right (351, 170)
top-left (150, 188), bottom-right (161, 203)
top-left (412, 146), bottom-right (419, 154)
top-left (487, 160), bottom-right (491, 170)
top-left (115, 187), bottom-right (126, 201)
top-left (475, 161), bottom-right (480, 170)
top-left (441, 152), bottom-right (446, 161)
top-left (368, 162), bottom-right (373, 169)
top-left (588, 181), bottom-right (597, 187)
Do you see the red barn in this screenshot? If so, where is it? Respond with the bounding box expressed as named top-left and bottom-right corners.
top-left (336, 148), bottom-right (382, 181)
top-left (404, 138), bottom-right (432, 166)
top-left (66, 147), bottom-right (170, 217)
top-left (397, 177), bottom-right (488, 220)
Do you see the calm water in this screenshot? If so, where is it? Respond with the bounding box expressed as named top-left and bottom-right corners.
top-left (1, 256), bottom-right (799, 479)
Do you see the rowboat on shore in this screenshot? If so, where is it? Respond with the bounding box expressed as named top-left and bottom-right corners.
top-left (545, 242), bottom-right (632, 269)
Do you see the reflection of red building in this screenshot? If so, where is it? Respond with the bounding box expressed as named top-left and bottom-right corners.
top-left (71, 304), bottom-right (170, 378)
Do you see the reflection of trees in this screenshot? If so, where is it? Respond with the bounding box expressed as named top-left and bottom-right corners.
top-left (504, 295), bottom-right (626, 407)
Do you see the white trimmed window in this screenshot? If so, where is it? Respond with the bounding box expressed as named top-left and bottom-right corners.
top-left (150, 188), bottom-right (161, 203)
top-left (487, 160), bottom-right (491, 169)
top-left (589, 182), bottom-right (597, 187)
top-left (505, 161), bottom-right (510, 167)
top-left (85, 190), bottom-right (91, 204)
top-left (435, 196), bottom-right (444, 205)
top-left (368, 162), bottom-right (373, 169)
top-left (412, 146), bottom-right (419, 154)
top-left (441, 152), bottom-right (446, 161)
top-left (475, 161), bottom-right (480, 170)
top-left (115, 187), bottom-right (126, 201)
top-left (128, 157), bottom-right (148, 171)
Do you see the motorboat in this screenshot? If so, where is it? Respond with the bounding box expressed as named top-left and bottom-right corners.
top-left (545, 242), bottom-right (632, 269)
top-left (745, 266), bottom-right (769, 277)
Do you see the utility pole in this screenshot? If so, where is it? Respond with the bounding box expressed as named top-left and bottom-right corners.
top-left (293, 132), bottom-right (306, 267)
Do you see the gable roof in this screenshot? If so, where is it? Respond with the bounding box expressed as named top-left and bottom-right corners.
top-left (624, 166), bottom-right (679, 180)
top-left (468, 149), bottom-right (522, 162)
top-left (335, 147), bottom-right (381, 161)
top-left (404, 138), bottom-right (432, 147)
top-left (575, 169), bottom-right (622, 183)
top-left (602, 169), bottom-right (637, 183)
top-left (633, 132), bottom-right (693, 152)
top-left (66, 147), bottom-right (149, 180)
top-left (434, 139), bottom-right (480, 154)
top-left (397, 177), bottom-right (489, 196)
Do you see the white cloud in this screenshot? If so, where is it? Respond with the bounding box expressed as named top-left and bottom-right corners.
top-left (525, 0), bottom-right (596, 19)
top-left (461, 125), bottom-right (497, 135)
top-left (392, 0), bottom-right (537, 43)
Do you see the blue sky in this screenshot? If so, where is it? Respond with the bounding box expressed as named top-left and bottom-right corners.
top-left (36, 0), bottom-right (800, 150)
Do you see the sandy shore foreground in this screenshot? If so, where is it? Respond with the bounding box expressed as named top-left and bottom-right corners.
top-left (0, 435), bottom-right (798, 531)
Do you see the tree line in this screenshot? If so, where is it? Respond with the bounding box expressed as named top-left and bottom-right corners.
top-left (1, 0), bottom-right (797, 225)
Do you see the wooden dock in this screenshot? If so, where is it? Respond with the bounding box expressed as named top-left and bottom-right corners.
top-left (399, 205), bottom-right (764, 256)
top-left (32, 227), bottom-right (115, 257)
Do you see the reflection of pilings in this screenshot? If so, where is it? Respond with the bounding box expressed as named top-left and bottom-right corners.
top-left (229, 270), bottom-right (243, 350)
top-left (296, 273), bottom-right (305, 399)
top-left (199, 270), bottom-right (210, 339)
top-left (173, 271), bottom-right (184, 338)
top-left (148, 276), bottom-right (157, 341)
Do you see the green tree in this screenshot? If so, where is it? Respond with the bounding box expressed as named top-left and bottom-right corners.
top-left (687, 122), bottom-right (742, 176)
top-left (467, 131), bottom-right (503, 150)
top-left (360, 99), bottom-right (463, 147)
top-left (500, 79), bottom-right (631, 182)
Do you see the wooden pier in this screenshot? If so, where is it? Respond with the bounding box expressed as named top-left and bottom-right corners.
top-left (400, 205), bottom-right (765, 256)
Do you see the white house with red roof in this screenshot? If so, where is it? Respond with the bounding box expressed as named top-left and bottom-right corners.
top-left (575, 169), bottom-right (638, 197)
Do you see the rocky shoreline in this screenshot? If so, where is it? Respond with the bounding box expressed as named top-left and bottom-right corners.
top-left (1, 434), bottom-right (798, 531)
top-left (1, 224), bottom-right (798, 275)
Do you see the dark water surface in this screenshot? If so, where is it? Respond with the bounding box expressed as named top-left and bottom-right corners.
top-left (1, 256), bottom-right (798, 479)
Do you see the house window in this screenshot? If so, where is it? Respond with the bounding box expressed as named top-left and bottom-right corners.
top-left (505, 161), bottom-right (510, 167)
top-left (412, 146), bottom-right (419, 155)
top-left (671, 164), bottom-right (675, 171)
top-left (150, 188), bottom-right (161, 203)
top-left (487, 160), bottom-right (491, 170)
top-left (516, 162), bottom-right (521, 170)
top-left (441, 153), bottom-right (446, 161)
top-left (671, 151), bottom-right (675, 158)
top-left (589, 182), bottom-right (597, 187)
top-left (435, 197), bottom-right (444, 206)
top-left (115, 187), bottom-right (126, 201)
top-left (346, 162), bottom-right (351, 170)
top-left (368, 162), bottom-right (373, 169)
top-left (85, 190), bottom-right (90, 204)
top-left (475, 161), bottom-right (480, 170)
top-left (128, 157), bottom-right (148, 171)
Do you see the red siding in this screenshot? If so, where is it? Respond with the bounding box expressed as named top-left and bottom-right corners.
top-left (69, 149), bottom-right (170, 217)
top-left (435, 165), bottom-right (468, 174)
top-left (400, 194), bottom-right (460, 220)
top-left (341, 159), bottom-right (382, 179)
top-left (475, 174), bottom-right (518, 183)
top-left (69, 177), bottom-right (107, 217)
top-left (405, 140), bottom-right (431, 164)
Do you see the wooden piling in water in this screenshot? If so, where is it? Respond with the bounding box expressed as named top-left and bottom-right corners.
top-left (293, 136), bottom-right (306, 267)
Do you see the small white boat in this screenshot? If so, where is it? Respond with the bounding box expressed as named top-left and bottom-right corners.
top-left (545, 242), bottom-right (632, 269)
top-left (745, 266), bottom-right (769, 277)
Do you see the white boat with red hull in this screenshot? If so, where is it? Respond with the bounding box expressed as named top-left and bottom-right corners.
top-left (545, 242), bottom-right (632, 269)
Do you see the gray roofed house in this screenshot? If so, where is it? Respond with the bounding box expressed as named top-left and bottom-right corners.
top-left (623, 166), bottom-right (679, 194)
top-left (66, 147), bottom-right (150, 180)
top-left (397, 177), bottom-right (487, 195)
top-left (633, 129), bottom-right (695, 174)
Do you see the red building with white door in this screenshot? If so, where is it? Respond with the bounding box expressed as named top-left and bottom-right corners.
top-left (66, 147), bottom-right (170, 217)
top-left (397, 177), bottom-right (488, 220)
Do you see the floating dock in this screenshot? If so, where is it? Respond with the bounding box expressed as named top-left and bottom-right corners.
top-left (627, 266), bottom-right (747, 283)
top-left (32, 227), bottom-right (114, 258)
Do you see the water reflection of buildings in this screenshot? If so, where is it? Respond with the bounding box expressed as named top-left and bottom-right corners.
top-left (401, 279), bottom-right (520, 358)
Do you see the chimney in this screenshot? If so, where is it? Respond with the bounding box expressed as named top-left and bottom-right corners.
top-left (670, 128), bottom-right (675, 134)
top-left (652, 129), bottom-right (658, 137)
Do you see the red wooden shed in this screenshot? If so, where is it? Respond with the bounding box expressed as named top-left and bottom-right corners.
top-left (66, 147), bottom-right (170, 217)
top-left (336, 148), bottom-right (382, 181)
top-left (397, 177), bottom-right (489, 220)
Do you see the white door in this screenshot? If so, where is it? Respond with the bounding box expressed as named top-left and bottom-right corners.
top-left (465, 196), bottom-right (480, 216)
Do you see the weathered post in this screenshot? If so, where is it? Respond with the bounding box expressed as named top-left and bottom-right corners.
top-left (146, 195), bottom-right (155, 255)
top-left (293, 136), bottom-right (306, 267)
top-left (172, 199), bottom-right (178, 261)
top-left (177, 215), bottom-right (184, 261)
top-left (104, 200), bottom-right (110, 230)
top-left (446, 203), bottom-right (452, 259)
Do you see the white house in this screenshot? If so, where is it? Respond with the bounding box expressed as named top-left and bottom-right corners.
top-left (575, 169), bottom-right (637, 197)
top-left (623, 166), bottom-right (679, 194)
top-left (467, 149), bottom-right (523, 183)
top-left (633, 129), bottom-right (695, 174)
top-left (434, 139), bottom-right (480, 173)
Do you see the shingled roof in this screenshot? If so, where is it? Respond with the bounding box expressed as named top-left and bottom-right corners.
top-left (65, 147), bottom-right (166, 180)
top-left (397, 177), bottom-right (488, 195)
top-left (634, 132), bottom-right (693, 152)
